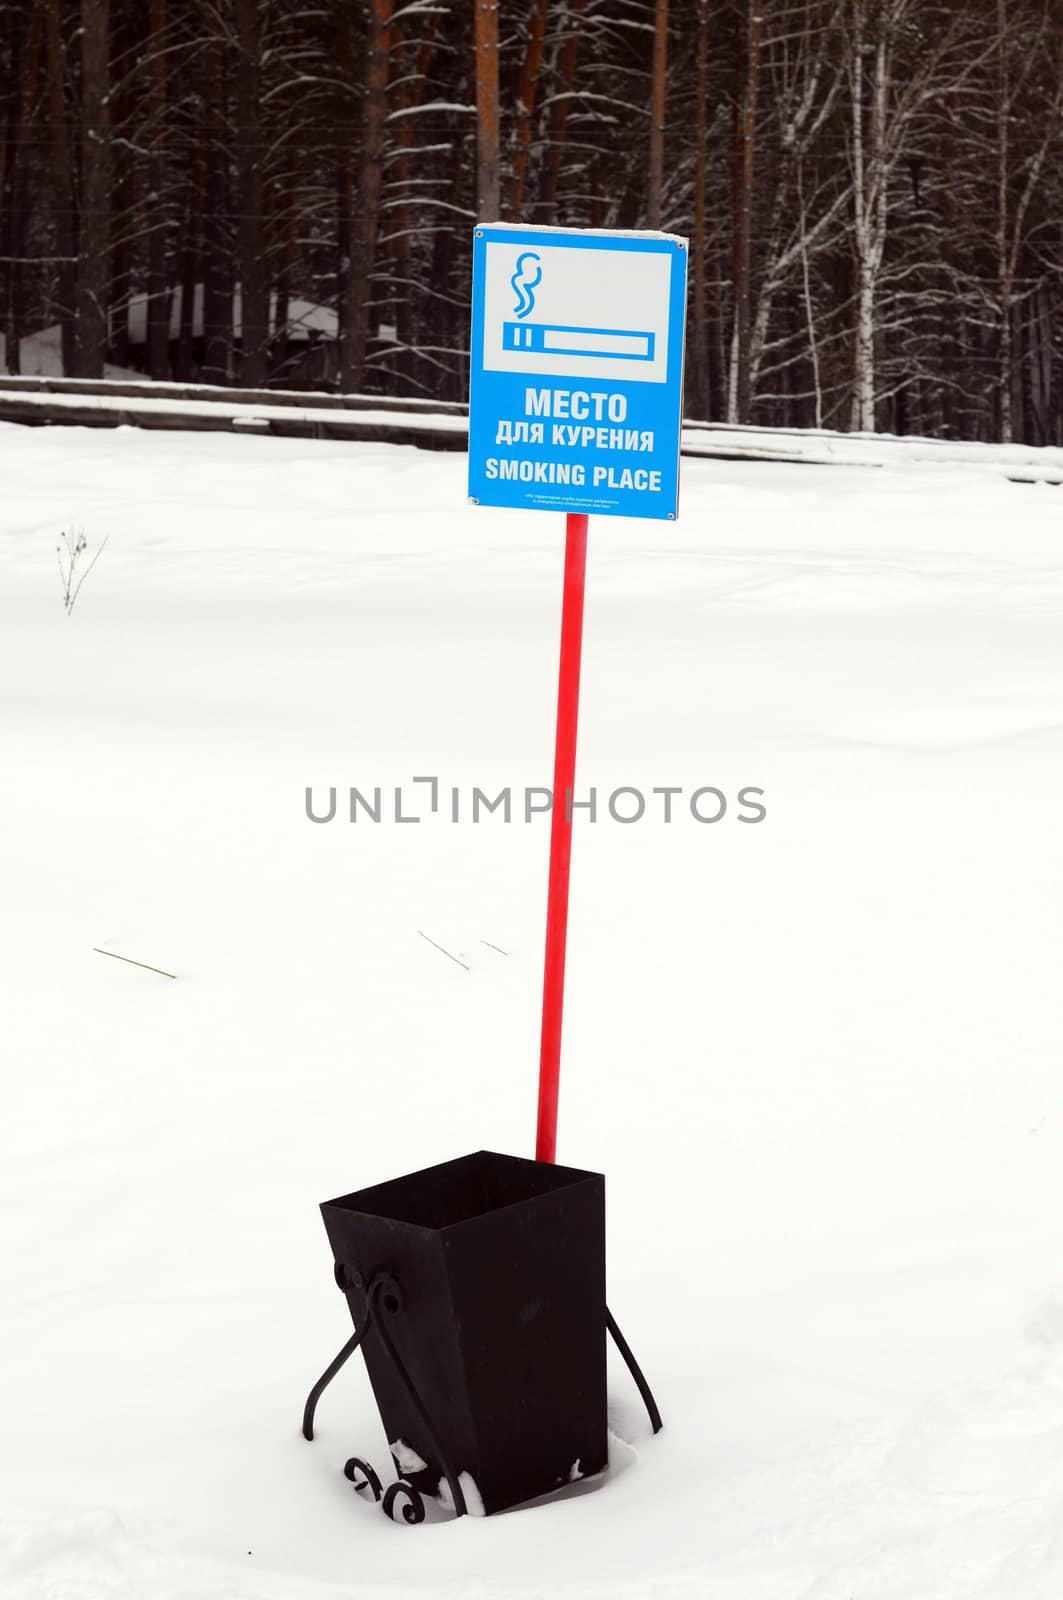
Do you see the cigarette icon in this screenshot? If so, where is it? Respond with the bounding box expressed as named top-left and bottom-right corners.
top-left (503, 322), bottom-right (655, 361)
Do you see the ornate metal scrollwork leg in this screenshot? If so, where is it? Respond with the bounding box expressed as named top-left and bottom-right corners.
top-left (308, 1271), bottom-right (660, 1517)
top-left (606, 1306), bottom-right (663, 1434)
top-left (303, 1327), bottom-right (364, 1441)
top-left (382, 1479), bottom-right (426, 1524)
top-left (344, 1457), bottom-right (383, 1500)
top-left (304, 1264), bottom-right (465, 1522)
top-left (302, 1264), bottom-right (372, 1441)
top-left (368, 1274), bottom-right (468, 1518)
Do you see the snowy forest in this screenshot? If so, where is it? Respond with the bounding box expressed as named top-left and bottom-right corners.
top-left (1, 0), bottom-right (1062, 441)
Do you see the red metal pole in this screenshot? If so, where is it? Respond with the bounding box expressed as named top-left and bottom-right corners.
top-left (536, 511), bottom-right (589, 1164)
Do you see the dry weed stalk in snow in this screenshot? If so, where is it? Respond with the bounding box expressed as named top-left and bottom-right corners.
top-left (57, 526), bottom-right (108, 615)
top-left (92, 947), bottom-right (177, 980)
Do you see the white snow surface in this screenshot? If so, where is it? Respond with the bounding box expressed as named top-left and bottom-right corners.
top-left (0, 325), bottom-right (140, 380)
top-left (390, 1440), bottom-right (429, 1476)
top-left (0, 385), bottom-right (469, 431)
top-left (437, 1473), bottom-right (486, 1519)
top-left (3, 422), bottom-right (1063, 1599)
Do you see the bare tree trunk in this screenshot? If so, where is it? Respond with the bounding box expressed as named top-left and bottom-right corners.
top-left (234, 0), bottom-right (268, 386)
top-left (541, 0), bottom-right (589, 223)
top-left (991, 0), bottom-right (1063, 442)
top-left (272, 149), bottom-right (295, 383)
top-left (937, 88), bottom-right (957, 437)
top-left (388, 13), bottom-right (441, 376)
top-left (853, 257), bottom-right (876, 431)
top-left (339, 0), bottom-right (391, 390)
top-left (509, 0), bottom-right (551, 219)
top-left (848, 1), bottom-right (886, 433)
top-left (475, 0), bottom-right (501, 221)
top-left (108, 65), bottom-right (132, 370)
top-left (1, 128), bottom-right (19, 374)
top-left (44, 0), bottom-right (76, 373)
top-left (727, 0), bottom-right (762, 422)
top-left (1032, 286), bottom-right (1052, 444)
top-left (0, 96), bottom-right (8, 372)
top-left (74, 0), bottom-right (111, 378)
top-left (201, 42), bottom-right (231, 384)
top-left (713, 214), bottom-right (729, 418)
top-left (995, 0), bottom-right (1011, 440)
top-left (1020, 301), bottom-right (1037, 444)
top-left (3, 6), bottom-right (43, 377)
top-left (337, 157), bottom-right (354, 389)
top-left (336, 0), bottom-right (356, 389)
top-left (797, 157), bottom-right (823, 428)
top-left (691, 0), bottom-right (710, 417)
top-left (647, 0), bottom-right (668, 228)
top-left (146, 0), bottom-right (170, 378)
top-left (176, 148), bottom-right (204, 383)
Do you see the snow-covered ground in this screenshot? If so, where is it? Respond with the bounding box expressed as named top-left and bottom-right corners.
top-left (2, 422), bottom-right (1063, 1599)
top-left (0, 326), bottom-right (140, 381)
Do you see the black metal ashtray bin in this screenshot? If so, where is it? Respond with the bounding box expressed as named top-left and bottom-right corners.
top-left (303, 1149), bottom-right (661, 1522)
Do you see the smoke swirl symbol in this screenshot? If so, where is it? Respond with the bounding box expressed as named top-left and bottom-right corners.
top-left (510, 252), bottom-right (543, 320)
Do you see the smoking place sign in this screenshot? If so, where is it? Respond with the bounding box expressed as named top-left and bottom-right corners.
top-left (468, 226), bottom-right (688, 521)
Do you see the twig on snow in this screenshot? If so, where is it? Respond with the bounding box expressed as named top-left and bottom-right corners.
top-left (417, 930), bottom-right (469, 971)
top-left (93, 947), bottom-right (177, 979)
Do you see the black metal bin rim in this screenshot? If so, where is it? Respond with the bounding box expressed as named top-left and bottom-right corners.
top-left (322, 1149), bottom-right (603, 1234)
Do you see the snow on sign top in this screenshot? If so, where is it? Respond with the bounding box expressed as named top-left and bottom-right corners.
top-left (468, 224), bottom-right (688, 522)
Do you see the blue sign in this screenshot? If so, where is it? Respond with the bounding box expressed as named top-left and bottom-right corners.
top-left (468, 226), bottom-right (688, 522)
